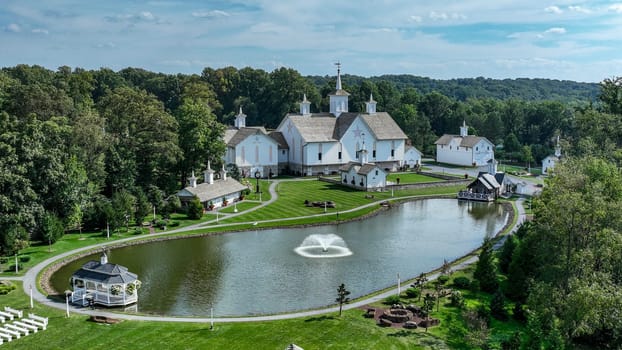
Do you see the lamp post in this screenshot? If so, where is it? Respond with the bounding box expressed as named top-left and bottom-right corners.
top-left (254, 171), bottom-right (261, 194)
top-left (29, 284), bottom-right (33, 308)
top-left (210, 306), bottom-right (214, 330)
top-left (64, 290), bottom-right (72, 317)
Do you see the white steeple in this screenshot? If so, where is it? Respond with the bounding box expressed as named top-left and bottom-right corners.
top-left (329, 62), bottom-right (349, 118)
top-left (554, 136), bottom-right (561, 157)
top-left (300, 94), bottom-right (311, 115)
top-left (188, 171), bottom-right (198, 188)
top-left (204, 162), bottom-right (214, 184)
top-left (100, 252), bottom-right (108, 265)
top-left (459, 120), bottom-right (468, 137)
top-left (234, 106), bottom-right (246, 128)
top-left (365, 93), bottom-right (377, 114)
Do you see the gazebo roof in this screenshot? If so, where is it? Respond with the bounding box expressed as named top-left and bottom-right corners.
top-left (72, 260), bottom-right (138, 285)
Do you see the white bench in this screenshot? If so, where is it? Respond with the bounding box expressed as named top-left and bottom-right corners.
top-left (28, 314), bottom-right (48, 326)
top-left (22, 318), bottom-right (46, 331)
top-left (5, 323), bottom-right (28, 336)
top-left (14, 321), bottom-right (37, 333)
top-left (0, 327), bottom-right (20, 339)
top-left (4, 307), bottom-right (22, 318)
top-left (0, 311), bottom-right (13, 321)
top-left (0, 331), bottom-right (11, 342)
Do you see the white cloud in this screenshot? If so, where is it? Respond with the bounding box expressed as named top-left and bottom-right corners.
top-left (568, 6), bottom-right (590, 14)
top-left (609, 4), bottom-right (622, 13)
top-left (545, 27), bottom-right (567, 34)
top-left (105, 11), bottom-right (160, 23)
top-left (5, 23), bottom-right (21, 32)
top-left (192, 10), bottom-right (230, 18)
top-left (544, 6), bottom-right (563, 14)
top-left (31, 28), bottom-right (49, 35)
top-left (409, 15), bottom-right (422, 23)
top-left (96, 42), bottom-right (116, 48)
top-left (429, 11), bottom-right (465, 21)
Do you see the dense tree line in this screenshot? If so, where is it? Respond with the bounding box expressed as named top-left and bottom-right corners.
top-left (0, 64), bottom-right (620, 258)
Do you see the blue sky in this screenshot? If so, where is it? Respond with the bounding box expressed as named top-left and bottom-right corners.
top-left (1, 1), bottom-right (622, 82)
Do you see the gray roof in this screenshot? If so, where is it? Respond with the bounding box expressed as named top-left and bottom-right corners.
top-left (471, 173), bottom-right (500, 190)
top-left (286, 112), bottom-right (407, 143)
top-left (405, 145), bottom-right (423, 155)
top-left (177, 178), bottom-right (247, 203)
top-left (72, 261), bottom-right (138, 285)
top-left (434, 134), bottom-right (493, 147)
top-left (268, 131), bottom-right (289, 149)
top-left (225, 127), bottom-right (270, 147)
top-left (339, 161), bottom-right (381, 175)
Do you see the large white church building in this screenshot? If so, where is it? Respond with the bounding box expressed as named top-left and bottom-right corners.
top-left (274, 65), bottom-right (408, 176)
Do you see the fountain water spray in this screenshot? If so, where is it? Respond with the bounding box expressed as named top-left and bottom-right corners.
top-left (294, 234), bottom-right (353, 258)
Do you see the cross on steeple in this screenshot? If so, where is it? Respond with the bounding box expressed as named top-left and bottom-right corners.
top-left (335, 61), bottom-right (342, 91)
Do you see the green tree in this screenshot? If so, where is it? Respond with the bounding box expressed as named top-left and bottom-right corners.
top-left (134, 189), bottom-right (151, 226)
top-left (187, 196), bottom-right (203, 220)
top-left (111, 190), bottom-right (135, 232)
top-left (490, 288), bottom-right (508, 321)
top-left (335, 283), bottom-right (351, 316)
top-left (41, 212), bottom-right (64, 251)
top-left (474, 237), bottom-right (498, 293)
top-left (498, 234), bottom-right (517, 274)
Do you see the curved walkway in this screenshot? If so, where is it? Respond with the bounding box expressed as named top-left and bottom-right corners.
top-left (15, 180), bottom-right (526, 323)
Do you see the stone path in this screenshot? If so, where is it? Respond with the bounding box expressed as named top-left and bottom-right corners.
top-left (12, 179), bottom-right (527, 323)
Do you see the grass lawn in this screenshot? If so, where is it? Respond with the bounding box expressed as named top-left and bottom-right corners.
top-left (386, 172), bottom-right (444, 184)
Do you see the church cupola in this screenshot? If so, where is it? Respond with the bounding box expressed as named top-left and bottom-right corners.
top-left (365, 93), bottom-right (377, 114)
top-left (300, 94), bottom-right (311, 115)
top-left (100, 252), bottom-right (108, 265)
top-left (459, 120), bottom-right (468, 137)
top-left (329, 62), bottom-right (350, 118)
top-left (554, 136), bottom-right (561, 157)
top-left (204, 161), bottom-right (214, 184)
top-left (234, 106), bottom-right (246, 128)
top-left (188, 171), bottom-right (198, 188)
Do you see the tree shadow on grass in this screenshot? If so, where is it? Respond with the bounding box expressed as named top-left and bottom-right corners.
top-left (304, 315), bottom-right (336, 322)
top-left (387, 329), bottom-right (414, 337)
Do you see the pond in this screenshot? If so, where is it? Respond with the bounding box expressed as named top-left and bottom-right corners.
top-left (51, 199), bottom-right (508, 317)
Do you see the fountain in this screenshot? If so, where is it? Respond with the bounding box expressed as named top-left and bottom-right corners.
top-left (294, 233), bottom-right (353, 258)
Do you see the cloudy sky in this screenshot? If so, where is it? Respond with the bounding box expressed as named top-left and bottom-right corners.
top-left (1, 1), bottom-right (622, 82)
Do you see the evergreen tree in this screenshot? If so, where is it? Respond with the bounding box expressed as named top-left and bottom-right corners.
top-left (187, 196), bottom-right (203, 220)
top-left (490, 288), bottom-right (509, 321)
top-left (474, 237), bottom-right (498, 293)
top-left (498, 234), bottom-right (517, 274)
top-left (335, 283), bottom-right (351, 316)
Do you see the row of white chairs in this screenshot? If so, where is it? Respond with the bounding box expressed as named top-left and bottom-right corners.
top-left (0, 307), bottom-right (47, 345)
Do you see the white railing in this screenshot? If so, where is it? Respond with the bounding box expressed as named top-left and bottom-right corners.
top-left (457, 191), bottom-right (494, 201)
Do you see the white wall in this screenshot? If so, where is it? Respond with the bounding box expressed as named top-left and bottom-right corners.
top-left (233, 133), bottom-right (278, 168)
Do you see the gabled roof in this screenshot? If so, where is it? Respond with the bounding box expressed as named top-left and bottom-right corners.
top-left (283, 112), bottom-right (407, 144)
top-left (72, 261), bottom-right (138, 285)
top-left (177, 178), bottom-right (247, 203)
top-left (329, 89), bottom-right (350, 96)
top-left (339, 161), bottom-right (383, 175)
top-left (268, 131), bottom-right (289, 149)
top-left (285, 114), bottom-right (338, 142)
top-left (225, 127), bottom-right (272, 147)
top-left (435, 134), bottom-right (494, 148)
top-left (478, 171), bottom-right (506, 186)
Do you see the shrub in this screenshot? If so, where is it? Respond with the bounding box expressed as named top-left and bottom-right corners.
top-left (437, 274), bottom-right (450, 285)
top-left (187, 196), bottom-right (204, 220)
top-left (168, 221), bottom-right (180, 227)
top-left (490, 289), bottom-right (509, 321)
top-left (0, 257), bottom-right (8, 264)
top-left (0, 281), bottom-right (16, 295)
top-left (132, 228), bottom-right (145, 235)
top-left (453, 276), bottom-right (471, 289)
top-left (19, 256), bottom-right (31, 263)
top-left (156, 220), bottom-right (167, 229)
top-left (405, 287), bottom-right (420, 299)
top-left (449, 290), bottom-right (465, 308)
top-left (383, 295), bottom-right (401, 305)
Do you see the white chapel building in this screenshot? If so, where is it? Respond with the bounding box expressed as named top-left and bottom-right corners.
top-left (542, 136), bottom-right (562, 175)
top-left (223, 107), bottom-right (287, 178)
top-left (275, 65), bottom-right (408, 176)
top-left (435, 121), bottom-right (495, 167)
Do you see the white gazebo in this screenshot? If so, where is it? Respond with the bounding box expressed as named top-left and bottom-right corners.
top-left (70, 253), bottom-right (140, 307)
